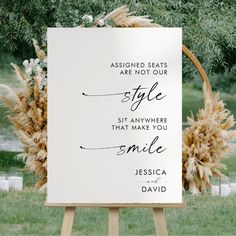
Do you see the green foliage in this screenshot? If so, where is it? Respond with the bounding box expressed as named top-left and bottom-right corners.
top-left (0, 0), bottom-right (59, 59)
top-left (56, 0), bottom-right (106, 27)
top-left (0, 151), bottom-right (22, 169)
top-left (210, 67), bottom-right (236, 94)
top-left (181, 0), bottom-right (236, 81)
top-left (193, 65), bottom-right (236, 93)
top-left (0, 0), bottom-right (236, 90)
top-left (56, 0), bottom-right (236, 83)
top-left (0, 151), bottom-right (38, 186)
top-left (222, 156), bottom-right (236, 176)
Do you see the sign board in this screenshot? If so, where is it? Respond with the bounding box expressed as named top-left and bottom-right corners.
top-left (47, 28), bottom-right (182, 204)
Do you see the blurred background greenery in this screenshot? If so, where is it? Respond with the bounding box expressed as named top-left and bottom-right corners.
top-left (0, 0), bottom-right (236, 88)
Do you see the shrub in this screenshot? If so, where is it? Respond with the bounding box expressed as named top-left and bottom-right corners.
top-left (193, 65), bottom-right (236, 93)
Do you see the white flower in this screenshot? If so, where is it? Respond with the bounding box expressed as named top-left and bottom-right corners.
top-left (23, 58), bottom-right (45, 77)
top-left (23, 60), bottom-right (29, 67)
top-left (96, 19), bottom-right (105, 27)
top-left (55, 22), bottom-right (62, 28)
top-left (35, 58), bottom-right (40, 64)
top-left (25, 68), bottom-right (32, 75)
top-left (82, 15), bottom-right (93, 23)
top-left (36, 65), bottom-right (42, 73)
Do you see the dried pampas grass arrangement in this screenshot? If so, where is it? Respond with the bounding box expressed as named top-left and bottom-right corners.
top-left (0, 6), bottom-right (235, 193)
top-left (183, 85), bottom-right (236, 194)
top-left (0, 40), bottom-right (47, 190)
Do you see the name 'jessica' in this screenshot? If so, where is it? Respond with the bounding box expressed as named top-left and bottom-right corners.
top-left (135, 169), bottom-right (166, 176)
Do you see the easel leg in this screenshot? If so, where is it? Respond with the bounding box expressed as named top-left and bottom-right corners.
top-left (153, 208), bottom-right (168, 236)
top-left (108, 207), bottom-right (119, 236)
top-left (61, 207), bottom-right (76, 236)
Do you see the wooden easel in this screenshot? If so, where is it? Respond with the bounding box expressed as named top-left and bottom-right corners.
top-left (45, 203), bottom-right (185, 236)
top-left (44, 43), bottom-right (209, 236)
top-left (45, 45), bottom-right (208, 236)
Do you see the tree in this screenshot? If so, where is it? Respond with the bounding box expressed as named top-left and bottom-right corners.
top-left (0, 0), bottom-right (59, 59)
top-left (0, 0), bottom-right (235, 85)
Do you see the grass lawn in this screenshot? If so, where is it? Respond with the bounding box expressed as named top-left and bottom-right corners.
top-left (0, 190), bottom-right (236, 236)
top-left (0, 152), bottom-right (236, 236)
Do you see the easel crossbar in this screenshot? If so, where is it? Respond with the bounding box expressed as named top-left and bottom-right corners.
top-left (45, 202), bottom-right (185, 208)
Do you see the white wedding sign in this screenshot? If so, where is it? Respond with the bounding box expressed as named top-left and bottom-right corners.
top-left (47, 28), bottom-right (182, 204)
